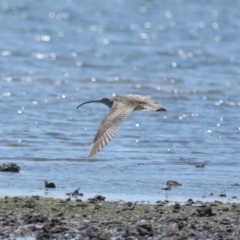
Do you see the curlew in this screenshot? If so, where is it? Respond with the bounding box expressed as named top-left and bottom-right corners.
top-left (77, 94), bottom-right (166, 158)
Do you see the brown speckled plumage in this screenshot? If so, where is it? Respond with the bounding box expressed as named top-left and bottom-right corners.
top-left (77, 94), bottom-right (166, 158)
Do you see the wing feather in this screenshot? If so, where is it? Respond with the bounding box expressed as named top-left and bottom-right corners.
top-left (88, 102), bottom-right (135, 158)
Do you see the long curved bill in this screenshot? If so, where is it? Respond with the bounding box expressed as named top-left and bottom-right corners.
top-left (76, 100), bottom-right (102, 109)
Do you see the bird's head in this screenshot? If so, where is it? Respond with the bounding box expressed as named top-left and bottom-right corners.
top-left (100, 98), bottom-right (113, 108)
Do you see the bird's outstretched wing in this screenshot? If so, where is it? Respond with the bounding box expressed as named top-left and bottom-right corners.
top-left (88, 102), bottom-right (135, 158)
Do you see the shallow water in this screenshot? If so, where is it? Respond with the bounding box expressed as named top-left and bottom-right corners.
top-left (0, 0), bottom-right (240, 203)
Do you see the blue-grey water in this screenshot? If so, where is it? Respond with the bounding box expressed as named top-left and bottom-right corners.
top-left (0, 0), bottom-right (240, 203)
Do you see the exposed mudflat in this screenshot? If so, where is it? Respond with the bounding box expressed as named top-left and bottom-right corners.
top-left (1, 196), bottom-right (240, 239)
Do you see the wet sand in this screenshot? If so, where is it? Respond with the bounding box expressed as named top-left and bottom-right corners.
top-left (1, 195), bottom-right (240, 239)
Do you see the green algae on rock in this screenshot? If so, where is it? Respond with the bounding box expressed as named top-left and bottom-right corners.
top-left (0, 163), bottom-right (20, 172)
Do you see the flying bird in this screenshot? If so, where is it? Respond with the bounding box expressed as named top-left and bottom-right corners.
top-left (77, 94), bottom-right (166, 158)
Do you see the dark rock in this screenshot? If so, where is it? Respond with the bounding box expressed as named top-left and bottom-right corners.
top-left (28, 225), bottom-right (38, 231)
top-left (23, 200), bottom-right (36, 208)
top-left (36, 232), bottom-right (51, 240)
top-left (189, 223), bottom-right (196, 229)
top-left (173, 203), bottom-right (181, 212)
top-left (42, 223), bottom-right (51, 233)
top-left (219, 193), bottom-right (226, 197)
top-left (23, 214), bottom-right (47, 224)
top-left (195, 163), bottom-right (205, 168)
top-left (194, 206), bottom-right (214, 217)
top-left (156, 201), bottom-right (165, 207)
top-left (137, 223), bottom-right (153, 236)
top-left (88, 195), bottom-right (106, 203)
top-left (126, 202), bottom-right (133, 207)
top-left (66, 187), bottom-right (83, 197)
top-left (166, 180), bottom-right (182, 187)
top-left (220, 218), bottom-right (231, 225)
top-left (222, 207), bottom-right (229, 211)
top-left (173, 203), bottom-right (181, 210)
top-left (187, 198), bottom-right (194, 204)
top-left (162, 186), bottom-right (171, 190)
top-left (92, 204), bottom-right (101, 210)
top-left (44, 180), bottom-right (56, 188)
top-left (0, 163), bottom-right (20, 172)
top-left (178, 221), bottom-right (185, 230)
top-left (122, 206), bottom-right (134, 211)
top-left (51, 226), bottom-right (67, 233)
top-left (32, 195), bottom-right (40, 200)
top-left (95, 195), bottom-right (105, 201)
top-left (122, 202), bottom-right (135, 211)
top-left (98, 232), bottom-right (110, 240)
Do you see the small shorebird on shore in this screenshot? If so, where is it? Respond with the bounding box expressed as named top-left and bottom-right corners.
top-left (77, 94), bottom-right (166, 158)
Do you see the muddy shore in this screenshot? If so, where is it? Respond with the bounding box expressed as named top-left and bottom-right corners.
top-left (0, 195), bottom-right (240, 239)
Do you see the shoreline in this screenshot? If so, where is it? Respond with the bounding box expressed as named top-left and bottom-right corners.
top-left (0, 185), bottom-right (237, 205)
top-left (1, 195), bottom-right (240, 239)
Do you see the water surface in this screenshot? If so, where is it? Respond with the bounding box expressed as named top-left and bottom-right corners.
top-left (0, 0), bottom-right (240, 203)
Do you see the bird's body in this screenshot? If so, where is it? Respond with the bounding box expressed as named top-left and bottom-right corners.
top-left (77, 94), bottom-right (166, 158)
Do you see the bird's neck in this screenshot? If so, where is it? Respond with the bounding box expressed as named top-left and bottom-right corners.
top-left (106, 101), bottom-right (113, 108)
top-left (103, 101), bottom-right (113, 108)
